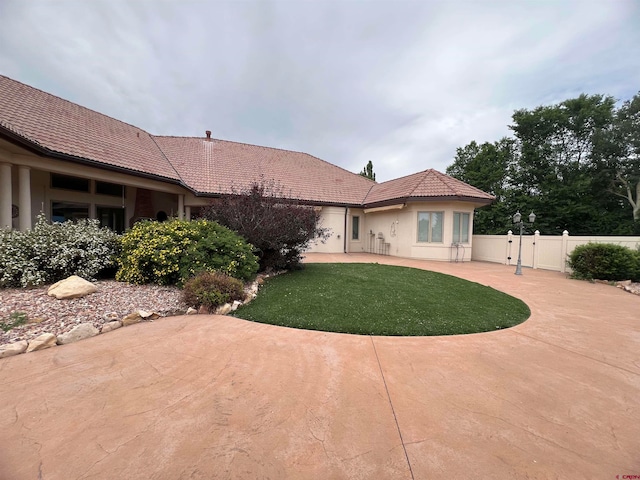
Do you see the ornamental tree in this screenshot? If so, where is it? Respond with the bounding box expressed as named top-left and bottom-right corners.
top-left (202, 179), bottom-right (330, 271)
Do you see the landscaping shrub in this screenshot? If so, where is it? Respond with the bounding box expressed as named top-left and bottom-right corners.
top-left (0, 214), bottom-right (120, 288)
top-left (202, 179), bottom-right (330, 271)
top-left (116, 219), bottom-right (258, 285)
top-left (567, 243), bottom-right (640, 281)
top-left (182, 271), bottom-right (245, 312)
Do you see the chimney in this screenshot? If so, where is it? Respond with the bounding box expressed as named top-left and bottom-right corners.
top-left (205, 130), bottom-right (211, 140)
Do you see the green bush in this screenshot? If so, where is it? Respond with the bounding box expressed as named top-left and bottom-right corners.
top-left (182, 271), bottom-right (245, 312)
top-left (116, 219), bottom-right (258, 285)
top-left (567, 243), bottom-right (640, 281)
top-left (0, 214), bottom-right (120, 288)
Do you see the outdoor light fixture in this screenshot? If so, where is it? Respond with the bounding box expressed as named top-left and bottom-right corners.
top-left (513, 211), bottom-right (536, 275)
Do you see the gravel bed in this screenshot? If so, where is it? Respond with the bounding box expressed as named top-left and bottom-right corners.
top-left (0, 281), bottom-right (188, 345)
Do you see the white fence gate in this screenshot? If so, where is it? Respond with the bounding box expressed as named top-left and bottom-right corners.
top-left (472, 231), bottom-right (640, 273)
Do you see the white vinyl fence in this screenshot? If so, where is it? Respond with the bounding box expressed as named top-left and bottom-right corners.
top-left (472, 231), bottom-right (640, 273)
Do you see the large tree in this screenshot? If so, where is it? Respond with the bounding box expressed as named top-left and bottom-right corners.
top-left (448, 93), bottom-right (639, 235)
top-left (446, 138), bottom-right (517, 234)
top-left (608, 93), bottom-right (640, 222)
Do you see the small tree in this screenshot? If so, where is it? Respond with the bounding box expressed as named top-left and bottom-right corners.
top-left (359, 160), bottom-right (376, 181)
top-left (202, 180), bottom-right (330, 271)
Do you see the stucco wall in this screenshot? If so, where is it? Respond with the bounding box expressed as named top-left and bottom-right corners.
top-left (307, 206), bottom-right (347, 253)
top-left (358, 202), bottom-right (476, 261)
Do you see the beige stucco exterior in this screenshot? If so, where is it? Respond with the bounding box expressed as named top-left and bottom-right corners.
top-left (308, 201), bottom-right (476, 261)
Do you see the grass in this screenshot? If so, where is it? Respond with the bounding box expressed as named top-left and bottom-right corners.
top-left (0, 311), bottom-right (28, 332)
top-left (233, 263), bottom-right (530, 336)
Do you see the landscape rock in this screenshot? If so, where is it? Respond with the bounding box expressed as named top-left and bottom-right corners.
top-left (0, 340), bottom-right (28, 358)
top-left (617, 280), bottom-right (632, 287)
top-left (186, 307), bottom-right (197, 315)
top-left (57, 323), bottom-right (99, 345)
top-left (26, 333), bottom-right (57, 352)
top-left (121, 312), bottom-right (142, 326)
top-left (103, 312), bottom-right (120, 322)
top-left (138, 310), bottom-right (159, 320)
top-left (198, 305), bottom-right (209, 314)
top-left (216, 303), bottom-right (232, 315)
top-left (231, 300), bottom-right (243, 312)
top-left (27, 317), bottom-right (45, 324)
top-left (101, 321), bottom-right (122, 334)
top-left (48, 276), bottom-right (98, 300)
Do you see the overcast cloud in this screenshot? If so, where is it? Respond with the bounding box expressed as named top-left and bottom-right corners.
top-left (0, 0), bottom-right (638, 181)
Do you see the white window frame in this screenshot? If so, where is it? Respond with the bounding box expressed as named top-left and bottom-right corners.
top-left (417, 211), bottom-right (444, 243)
top-left (453, 212), bottom-right (470, 244)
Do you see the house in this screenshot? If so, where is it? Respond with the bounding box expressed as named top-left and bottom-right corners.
top-left (0, 74), bottom-right (494, 261)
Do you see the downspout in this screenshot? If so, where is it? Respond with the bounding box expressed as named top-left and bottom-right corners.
top-left (344, 207), bottom-right (348, 253)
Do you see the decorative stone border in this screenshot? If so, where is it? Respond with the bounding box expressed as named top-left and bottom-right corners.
top-left (0, 274), bottom-right (272, 360)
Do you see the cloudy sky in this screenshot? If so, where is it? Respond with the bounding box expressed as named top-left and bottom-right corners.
top-left (1, 0), bottom-right (638, 182)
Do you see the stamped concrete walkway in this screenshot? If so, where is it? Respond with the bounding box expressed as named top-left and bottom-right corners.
top-left (0, 253), bottom-right (638, 479)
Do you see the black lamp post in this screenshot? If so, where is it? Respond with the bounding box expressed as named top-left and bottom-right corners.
top-left (513, 211), bottom-right (536, 275)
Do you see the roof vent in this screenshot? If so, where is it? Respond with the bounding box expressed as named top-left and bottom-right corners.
top-left (205, 130), bottom-right (211, 139)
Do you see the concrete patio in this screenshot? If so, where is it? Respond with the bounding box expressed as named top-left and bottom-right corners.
top-left (0, 253), bottom-right (638, 479)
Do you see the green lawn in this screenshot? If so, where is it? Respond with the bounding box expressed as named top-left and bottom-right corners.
top-left (233, 263), bottom-right (530, 336)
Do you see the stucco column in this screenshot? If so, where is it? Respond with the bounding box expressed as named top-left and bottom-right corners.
top-left (18, 166), bottom-right (32, 230)
top-left (178, 195), bottom-right (184, 220)
top-left (185, 206), bottom-right (191, 221)
top-left (0, 163), bottom-right (12, 229)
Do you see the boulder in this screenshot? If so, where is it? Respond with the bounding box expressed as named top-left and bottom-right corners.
top-left (231, 300), bottom-right (243, 312)
top-left (186, 307), bottom-right (198, 315)
top-left (48, 276), bottom-right (98, 299)
top-left (101, 321), bottom-right (122, 334)
top-left (121, 312), bottom-right (142, 326)
top-left (216, 303), bottom-right (232, 315)
top-left (57, 323), bottom-right (99, 345)
top-left (0, 340), bottom-right (28, 359)
top-left (26, 333), bottom-right (57, 352)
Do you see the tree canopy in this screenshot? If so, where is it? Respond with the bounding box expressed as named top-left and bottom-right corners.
top-left (446, 93), bottom-right (640, 235)
top-left (359, 160), bottom-right (376, 181)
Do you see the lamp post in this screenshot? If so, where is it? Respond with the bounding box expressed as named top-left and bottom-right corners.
top-left (513, 211), bottom-right (536, 275)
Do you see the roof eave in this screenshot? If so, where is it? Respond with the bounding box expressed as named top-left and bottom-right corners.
top-left (0, 126), bottom-right (192, 190)
top-left (191, 190), bottom-right (361, 208)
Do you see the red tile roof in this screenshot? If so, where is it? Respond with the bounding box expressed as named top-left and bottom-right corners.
top-left (0, 75), bottom-right (180, 181)
top-left (153, 136), bottom-right (376, 204)
top-left (364, 169), bottom-right (495, 206)
top-left (0, 74), bottom-right (494, 207)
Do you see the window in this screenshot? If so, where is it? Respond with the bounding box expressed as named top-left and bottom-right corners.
top-left (453, 212), bottom-right (470, 243)
top-left (51, 201), bottom-right (89, 223)
top-left (417, 212), bottom-right (443, 243)
top-left (97, 206), bottom-right (125, 233)
top-left (352, 216), bottom-right (360, 240)
top-left (51, 174), bottom-right (90, 192)
top-left (96, 181), bottom-right (125, 197)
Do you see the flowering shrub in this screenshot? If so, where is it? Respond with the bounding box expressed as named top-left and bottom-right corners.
top-left (0, 214), bottom-right (120, 288)
top-left (116, 219), bottom-right (258, 285)
top-left (182, 271), bottom-right (245, 312)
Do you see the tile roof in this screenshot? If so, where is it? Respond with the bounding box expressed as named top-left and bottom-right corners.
top-left (364, 169), bottom-right (495, 206)
top-left (153, 136), bottom-right (376, 205)
top-left (0, 75), bottom-right (180, 181)
top-left (0, 74), bottom-right (494, 207)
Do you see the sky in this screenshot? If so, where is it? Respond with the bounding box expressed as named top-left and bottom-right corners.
top-left (0, 0), bottom-right (639, 182)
